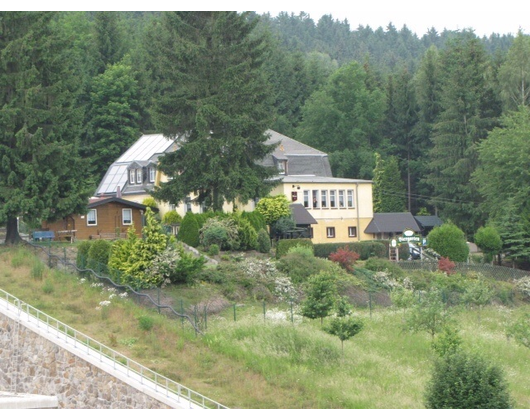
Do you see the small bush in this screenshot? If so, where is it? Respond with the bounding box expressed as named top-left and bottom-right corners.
top-left (276, 239), bottom-right (313, 259)
top-left (199, 217), bottom-right (240, 250)
top-left (364, 257), bottom-right (405, 279)
top-left (425, 351), bottom-right (513, 408)
top-left (138, 315), bottom-right (155, 331)
top-left (256, 229), bottom-right (271, 253)
top-left (276, 251), bottom-right (332, 284)
top-left (31, 259), bottom-right (46, 280)
top-left (177, 213), bottom-right (200, 247)
top-left (208, 244), bottom-right (220, 256)
top-left (42, 280), bottom-right (54, 294)
top-left (438, 257), bottom-right (456, 275)
top-left (329, 247), bottom-right (360, 273)
top-left (314, 241), bottom-right (387, 260)
top-left (76, 241), bottom-right (92, 269)
top-left (427, 223), bottom-right (469, 262)
top-left (162, 210), bottom-right (182, 225)
top-left (87, 240), bottom-right (112, 273)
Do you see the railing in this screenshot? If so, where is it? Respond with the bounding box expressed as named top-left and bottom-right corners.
top-left (0, 288), bottom-right (228, 409)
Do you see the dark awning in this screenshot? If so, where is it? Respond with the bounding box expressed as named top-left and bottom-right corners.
top-left (290, 203), bottom-right (318, 225)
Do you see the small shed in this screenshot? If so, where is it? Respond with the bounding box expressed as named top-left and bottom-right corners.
top-left (42, 197), bottom-right (150, 241)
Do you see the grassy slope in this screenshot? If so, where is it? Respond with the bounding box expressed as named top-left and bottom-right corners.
top-left (1, 245), bottom-right (529, 409)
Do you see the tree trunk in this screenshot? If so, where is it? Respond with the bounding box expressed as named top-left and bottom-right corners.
top-left (5, 216), bottom-right (22, 245)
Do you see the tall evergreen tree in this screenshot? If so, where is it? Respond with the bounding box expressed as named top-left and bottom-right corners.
top-left (426, 34), bottom-right (501, 235)
top-left (0, 12), bottom-right (92, 244)
top-left (383, 67), bottom-right (419, 212)
top-left (144, 12), bottom-right (276, 211)
top-left (84, 60), bottom-right (141, 181)
top-left (93, 11), bottom-right (126, 74)
top-left (498, 30), bottom-right (530, 112)
top-left (372, 153), bottom-right (407, 213)
top-left (413, 46), bottom-right (442, 214)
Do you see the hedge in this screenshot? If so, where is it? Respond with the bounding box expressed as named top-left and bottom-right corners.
top-left (313, 241), bottom-right (387, 260)
top-left (275, 238), bottom-right (314, 259)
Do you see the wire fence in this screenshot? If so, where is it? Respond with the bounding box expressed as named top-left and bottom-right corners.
top-left (396, 260), bottom-right (529, 282)
top-left (23, 240), bottom-right (530, 330)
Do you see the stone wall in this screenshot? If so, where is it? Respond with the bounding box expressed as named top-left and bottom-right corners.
top-left (0, 314), bottom-right (172, 409)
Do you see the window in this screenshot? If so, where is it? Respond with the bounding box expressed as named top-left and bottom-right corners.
top-left (338, 190), bottom-right (345, 208)
top-left (326, 227), bottom-right (335, 238)
top-left (321, 190), bottom-right (328, 208)
top-left (136, 168), bottom-right (142, 184)
top-left (312, 190), bottom-right (319, 208)
top-left (347, 189), bottom-right (355, 207)
top-left (129, 170), bottom-right (135, 184)
top-left (348, 226), bottom-right (357, 238)
top-left (330, 190), bottom-right (336, 208)
top-left (87, 209), bottom-right (97, 226)
top-left (122, 208), bottom-right (132, 225)
top-left (149, 167), bottom-right (156, 183)
top-left (185, 196), bottom-right (192, 213)
top-left (276, 160), bottom-right (286, 175)
top-left (303, 190), bottom-right (310, 208)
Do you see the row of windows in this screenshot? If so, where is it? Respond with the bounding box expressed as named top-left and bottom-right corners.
top-left (129, 167), bottom-right (156, 185)
top-left (326, 226), bottom-right (357, 238)
top-left (86, 209), bottom-right (132, 226)
top-left (303, 189), bottom-right (355, 209)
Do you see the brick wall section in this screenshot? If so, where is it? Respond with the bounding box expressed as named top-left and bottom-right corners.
top-left (0, 314), bottom-right (172, 409)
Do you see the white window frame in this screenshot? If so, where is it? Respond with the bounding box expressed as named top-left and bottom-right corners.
top-left (87, 209), bottom-right (97, 226)
top-left (136, 168), bottom-right (142, 184)
top-left (321, 190), bottom-right (328, 208)
top-left (326, 227), bottom-right (335, 238)
top-left (330, 190), bottom-right (336, 208)
top-left (347, 189), bottom-right (355, 208)
top-left (122, 208), bottom-right (133, 225)
top-left (338, 190), bottom-right (345, 208)
top-left (148, 166), bottom-right (156, 183)
top-left (129, 170), bottom-right (135, 184)
top-left (348, 226), bottom-right (357, 238)
top-left (303, 190), bottom-right (310, 208)
top-left (312, 190), bottom-right (320, 209)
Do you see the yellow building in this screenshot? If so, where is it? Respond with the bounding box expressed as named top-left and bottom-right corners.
top-left (94, 130), bottom-right (374, 244)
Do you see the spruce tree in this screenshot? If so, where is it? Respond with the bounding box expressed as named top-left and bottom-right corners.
top-left (144, 12), bottom-right (277, 211)
top-left (0, 12), bottom-right (91, 244)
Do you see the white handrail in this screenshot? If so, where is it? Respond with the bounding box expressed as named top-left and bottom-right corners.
top-left (0, 288), bottom-right (228, 409)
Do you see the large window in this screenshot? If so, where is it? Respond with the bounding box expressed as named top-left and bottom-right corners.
top-left (136, 168), bottom-right (142, 184)
top-left (122, 208), bottom-right (132, 225)
top-left (338, 190), bottom-right (345, 208)
top-left (330, 190), bottom-right (336, 208)
top-left (303, 190), bottom-right (310, 207)
top-left (129, 170), bottom-right (135, 184)
top-left (347, 189), bottom-right (355, 207)
top-left (326, 227), bottom-right (335, 238)
top-left (312, 190), bottom-right (319, 208)
top-left (87, 209), bottom-right (97, 226)
top-left (321, 190), bottom-right (328, 208)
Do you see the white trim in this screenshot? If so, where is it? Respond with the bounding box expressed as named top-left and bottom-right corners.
top-left (122, 208), bottom-right (133, 225)
top-left (87, 209), bottom-right (97, 226)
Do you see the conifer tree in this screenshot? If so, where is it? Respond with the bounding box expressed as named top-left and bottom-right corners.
top-left (144, 12), bottom-right (277, 211)
top-left (0, 12), bottom-right (91, 244)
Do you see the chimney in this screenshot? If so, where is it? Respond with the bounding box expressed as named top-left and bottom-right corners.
top-left (116, 186), bottom-right (122, 198)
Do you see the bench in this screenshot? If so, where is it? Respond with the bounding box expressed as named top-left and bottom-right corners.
top-left (33, 231), bottom-right (55, 241)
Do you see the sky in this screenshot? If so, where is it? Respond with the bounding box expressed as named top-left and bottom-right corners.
top-left (257, 10), bottom-right (530, 38)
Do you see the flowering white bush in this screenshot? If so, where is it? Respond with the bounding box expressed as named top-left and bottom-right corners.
top-left (514, 276), bottom-right (530, 298)
top-left (372, 271), bottom-right (401, 290)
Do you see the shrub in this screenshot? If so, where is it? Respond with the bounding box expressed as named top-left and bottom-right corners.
top-left (424, 351), bottom-right (513, 408)
top-left (255, 195), bottom-right (291, 225)
top-left (276, 239), bottom-right (313, 259)
top-left (145, 245), bottom-right (206, 286)
top-left (137, 315), bottom-right (155, 331)
top-left (87, 240), bottom-right (112, 273)
top-left (438, 257), bottom-right (456, 275)
top-left (142, 197), bottom-right (158, 210)
top-left (199, 217), bottom-right (240, 250)
top-left (241, 211), bottom-right (266, 232)
top-left (313, 241), bottom-right (387, 260)
top-left (474, 226), bottom-right (502, 262)
top-left (177, 212), bottom-right (200, 247)
top-left (208, 244), bottom-right (220, 256)
top-left (256, 228), bottom-right (271, 253)
top-left (287, 244), bottom-right (314, 257)
top-left (76, 241), bottom-right (92, 269)
top-left (276, 251), bottom-right (331, 284)
top-left (231, 214), bottom-right (257, 250)
top-left (364, 257), bottom-right (405, 279)
top-left (162, 210), bottom-right (182, 225)
top-left (427, 223), bottom-right (469, 262)
top-left (329, 247), bottom-right (360, 273)
top-left (270, 215), bottom-right (296, 239)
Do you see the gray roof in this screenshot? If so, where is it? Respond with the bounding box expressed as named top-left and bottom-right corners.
top-left (95, 134), bottom-right (176, 196)
top-left (290, 203), bottom-right (318, 225)
top-left (364, 212), bottom-right (421, 234)
top-left (414, 215), bottom-right (443, 229)
top-left (263, 130), bottom-right (332, 177)
top-left (280, 175), bottom-right (372, 184)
